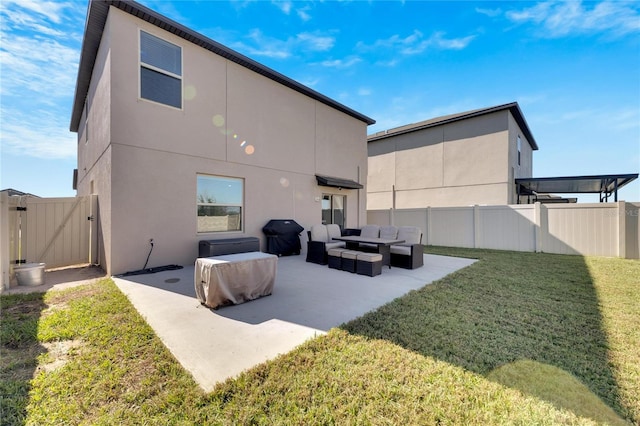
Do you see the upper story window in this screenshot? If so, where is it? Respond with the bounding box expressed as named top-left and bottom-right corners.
top-left (517, 135), bottom-right (522, 166)
top-left (140, 30), bottom-right (182, 109)
top-left (197, 174), bottom-right (243, 233)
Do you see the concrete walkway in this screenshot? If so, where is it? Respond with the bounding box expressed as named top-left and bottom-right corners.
top-left (112, 254), bottom-right (476, 391)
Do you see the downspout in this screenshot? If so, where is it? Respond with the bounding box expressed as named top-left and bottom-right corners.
top-left (357, 165), bottom-right (361, 228)
top-left (392, 184), bottom-right (396, 226)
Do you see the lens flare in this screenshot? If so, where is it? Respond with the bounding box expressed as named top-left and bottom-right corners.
top-left (279, 177), bottom-right (290, 188)
top-left (245, 145), bottom-right (255, 155)
top-left (184, 85), bottom-right (197, 100)
top-left (240, 141), bottom-right (246, 147)
top-left (212, 114), bottom-right (225, 127)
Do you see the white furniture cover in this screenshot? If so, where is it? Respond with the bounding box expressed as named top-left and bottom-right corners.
top-left (195, 252), bottom-right (277, 309)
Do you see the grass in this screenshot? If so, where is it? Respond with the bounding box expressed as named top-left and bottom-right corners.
top-left (0, 248), bottom-right (638, 425)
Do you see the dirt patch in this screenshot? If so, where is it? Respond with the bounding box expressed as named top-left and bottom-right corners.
top-left (37, 339), bottom-right (84, 373)
top-left (3, 299), bottom-right (47, 315)
top-left (48, 283), bottom-right (103, 305)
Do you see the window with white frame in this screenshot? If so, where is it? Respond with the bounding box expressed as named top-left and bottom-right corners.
top-left (197, 175), bottom-right (243, 233)
top-left (140, 30), bottom-right (182, 108)
top-left (517, 135), bottom-right (522, 166)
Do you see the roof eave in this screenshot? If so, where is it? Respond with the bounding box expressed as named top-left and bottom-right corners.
top-left (70, 0), bottom-right (375, 132)
top-left (367, 102), bottom-right (539, 151)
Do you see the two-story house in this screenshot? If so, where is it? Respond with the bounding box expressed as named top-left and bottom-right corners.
top-left (367, 102), bottom-right (538, 209)
top-left (70, 0), bottom-right (374, 275)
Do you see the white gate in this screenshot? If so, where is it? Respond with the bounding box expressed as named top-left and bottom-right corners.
top-left (1, 194), bottom-right (98, 290)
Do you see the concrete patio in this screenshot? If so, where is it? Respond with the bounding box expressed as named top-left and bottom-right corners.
top-left (112, 253), bottom-right (476, 392)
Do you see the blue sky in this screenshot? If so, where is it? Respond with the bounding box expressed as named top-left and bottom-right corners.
top-left (1, 0), bottom-right (639, 202)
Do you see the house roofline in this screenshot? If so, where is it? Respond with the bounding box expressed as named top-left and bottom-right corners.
top-left (367, 102), bottom-right (539, 150)
top-left (70, 0), bottom-right (375, 132)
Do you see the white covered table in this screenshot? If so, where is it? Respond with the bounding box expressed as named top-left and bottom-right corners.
top-left (195, 252), bottom-right (278, 309)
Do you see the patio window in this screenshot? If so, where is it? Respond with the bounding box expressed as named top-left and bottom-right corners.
top-left (197, 175), bottom-right (243, 233)
top-left (140, 30), bottom-right (182, 109)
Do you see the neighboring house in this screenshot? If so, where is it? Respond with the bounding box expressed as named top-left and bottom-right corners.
top-left (70, 0), bottom-right (374, 275)
top-left (367, 102), bottom-right (538, 209)
top-left (0, 189), bottom-right (40, 198)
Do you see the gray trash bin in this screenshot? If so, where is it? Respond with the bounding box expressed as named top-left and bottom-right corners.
top-left (14, 263), bottom-right (46, 286)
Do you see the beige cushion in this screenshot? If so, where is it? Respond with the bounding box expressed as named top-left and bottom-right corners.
top-left (397, 226), bottom-right (422, 245)
top-left (328, 248), bottom-right (347, 257)
top-left (357, 252), bottom-right (382, 262)
top-left (341, 250), bottom-right (360, 260)
top-left (310, 224), bottom-right (329, 243)
top-left (360, 225), bottom-right (380, 239)
top-left (390, 245), bottom-right (412, 255)
top-left (379, 226), bottom-right (398, 240)
top-left (327, 224), bottom-right (342, 240)
top-left (325, 241), bottom-right (346, 251)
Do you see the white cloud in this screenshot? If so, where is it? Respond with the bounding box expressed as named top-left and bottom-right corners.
top-left (0, 0), bottom-right (70, 24)
top-left (358, 88), bottom-right (372, 96)
top-left (320, 56), bottom-right (361, 69)
top-left (236, 29), bottom-right (292, 58)
top-left (0, 32), bottom-right (79, 97)
top-left (427, 32), bottom-right (476, 51)
top-left (0, 0), bottom-right (84, 160)
top-left (2, 111), bottom-right (77, 159)
top-left (270, 1), bottom-right (313, 21)
top-left (297, 6), bottom-right (312, 22)
top-left (360, 29), bottom-right (475, 56)
top-left (506, 1), bottom-right (640, 38)
top-left (476, 7), bottom-right (502, 18)
top-left (272, 0), bottom-right (292, 15)
top-left (232, 29), bottom-right (336, 59)
top-left (298, 77), bottom-right (320, 88)
top-left (296, 32), bottom-right (335, 51)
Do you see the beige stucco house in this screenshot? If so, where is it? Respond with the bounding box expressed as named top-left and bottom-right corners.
top-left (367, 103), bottom-right (538, 209)
top-left (70, 0), bottom-right (374, 275)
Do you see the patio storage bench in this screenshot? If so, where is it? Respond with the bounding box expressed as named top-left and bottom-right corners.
top-left (199, 237), bottom-right (260, 257)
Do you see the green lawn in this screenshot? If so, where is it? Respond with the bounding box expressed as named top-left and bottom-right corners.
top-left (1, 248), bottom-right (638, 425)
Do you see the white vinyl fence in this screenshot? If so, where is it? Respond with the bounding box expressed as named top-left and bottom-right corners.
top-left (1, 193), bottom-right (98, 291)
top-left (368, 201), bottom-right (640, 259)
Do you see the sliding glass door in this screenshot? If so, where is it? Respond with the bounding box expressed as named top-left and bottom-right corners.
top-left (321, 194), bottom-right (345, 229)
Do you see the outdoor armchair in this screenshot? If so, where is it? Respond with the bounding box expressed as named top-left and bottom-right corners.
top-left (390, 226), bottom-right (424, 269)
top-left (306, 224), bottom-right (347, 265)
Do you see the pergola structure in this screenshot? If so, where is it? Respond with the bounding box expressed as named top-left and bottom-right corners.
top-left (516, 173), bottom-right (638, 203)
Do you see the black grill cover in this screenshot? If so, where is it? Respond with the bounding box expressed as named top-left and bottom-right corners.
top-left (262, 219), bottom-right (304, 256)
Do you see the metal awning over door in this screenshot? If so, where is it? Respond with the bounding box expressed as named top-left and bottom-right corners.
top-left (315, 174), bottom-right (363, 190)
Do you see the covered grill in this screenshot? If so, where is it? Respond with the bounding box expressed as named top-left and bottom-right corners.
top-left (262, 219), bottom-right (304, 256)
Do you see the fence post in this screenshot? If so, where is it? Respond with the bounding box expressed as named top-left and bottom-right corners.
top-left (473, 205), bottom-right (481, 248)
top-left (618, 201), bottom-right (626, 259)
top-left (534, 202), bottom-right (547, 253)
top-left (426, 207), bottom-right (432, 246)
top-left (0, 192), bottom-right (9, 292)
